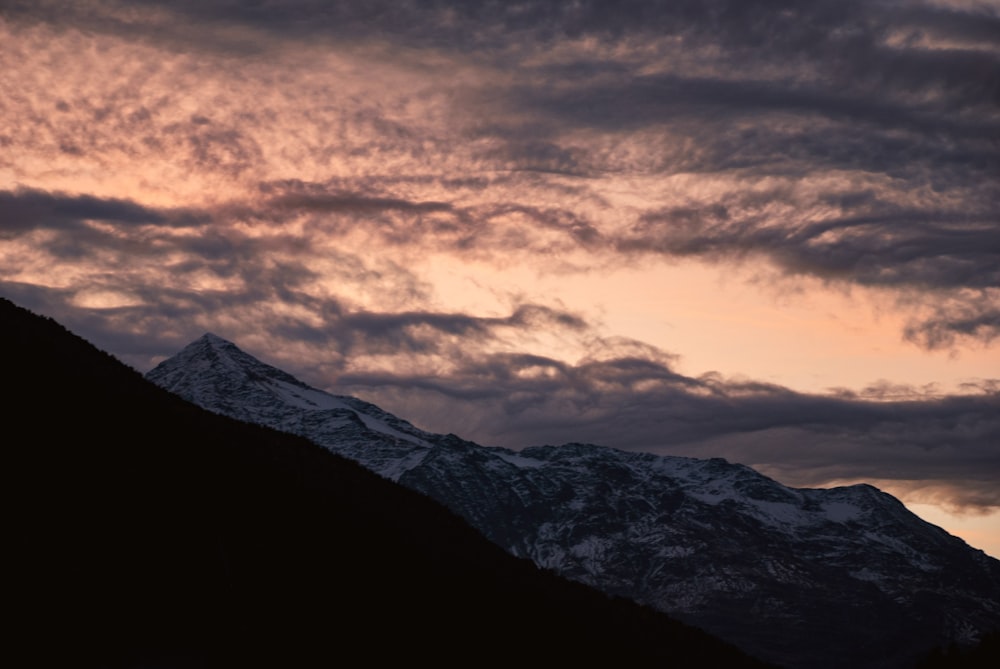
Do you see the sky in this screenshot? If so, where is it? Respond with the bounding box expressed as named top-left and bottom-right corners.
top-left (1, 0), bottom-right (998, 557)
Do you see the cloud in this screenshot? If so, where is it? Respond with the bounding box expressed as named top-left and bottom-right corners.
top-left (269, 192), bottom-right (453, 216)
top-left (0, 187), bottom-right (184, 232)
top-left (622, 203), bottom-right (1000, 288)
top-left (335, 346), bottom-right (1000, 511)
top-left (0, 184), bottom-right (594, 382)
top-left (2, 0), bottom-right (998, 519)
top-left (904, 293), bottom-right (1000, 349)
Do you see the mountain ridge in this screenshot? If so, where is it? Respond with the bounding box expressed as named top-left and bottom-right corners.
top-left (5, 297), bottom-right (772, 667)
top-left (147, 331), bottom-right (1000, 669)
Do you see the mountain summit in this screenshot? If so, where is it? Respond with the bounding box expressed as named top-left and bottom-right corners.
top-left (148, 335), bottom-right (1000, 669)
top-left (149, 332), bottom-right (439, 477)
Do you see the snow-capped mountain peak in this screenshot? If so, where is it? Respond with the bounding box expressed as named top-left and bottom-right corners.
top-left (147, 335), bottom-right (1000, 669)
top-left (148, 334), bottom-right (436, 461)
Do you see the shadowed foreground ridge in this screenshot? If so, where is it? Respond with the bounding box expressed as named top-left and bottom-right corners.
top-left (5, 297), bottom-right (771, 667)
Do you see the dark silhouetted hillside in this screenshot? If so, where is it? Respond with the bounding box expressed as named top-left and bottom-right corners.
top-left (5, 297), bottom-right (772, 668)
top-left (917, 630), bottom-right (1000, 669)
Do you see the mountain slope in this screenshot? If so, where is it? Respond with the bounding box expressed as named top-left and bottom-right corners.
top-left (148, 332), bottom-right (1000, 669)
top-left (5, 298), bottom-right (769, 668)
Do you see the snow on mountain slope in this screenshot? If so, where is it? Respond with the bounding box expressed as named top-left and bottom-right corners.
top-left (148, 333), bottom-right (438, 477)
top-left (147, 334), bottom-right (1000, 669)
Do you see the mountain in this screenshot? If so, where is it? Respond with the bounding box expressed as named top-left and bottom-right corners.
top-left (148, 332), bottom-right (1000, 669)
top-left (5, 297), bottom-right (769, 668)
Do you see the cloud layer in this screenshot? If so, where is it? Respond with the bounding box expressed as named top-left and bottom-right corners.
top-left (1, 1), bottom-right (998, 514)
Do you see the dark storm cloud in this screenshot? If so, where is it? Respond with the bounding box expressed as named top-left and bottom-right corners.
top-left (337, 346), bottom-right (1000, 508)
top-left (905, 300), bottom-right (1000, 349)
top-left (0, 187), bottom-right (185, 231)
top-left (341, 350), bottom-right (870, 445)
top-left (0, 188), bottom-right (218, 261)
top-left (259, 179), bottom-right (605, 255)
top-left (74, 2), bottom-right (974, 53)
top-left (614, 194), bottom-right (1000, 347)
top-left (0, 189), bottom-right (222, 268)
top-left (269, 303), bottom-right (589, 361)
top-left (0, 187), bottom-right (593, 374)
top-left (895, 3), bottom-right (1000, 49)
top-left (9, 1), bottom-right (995, 72)
top-left (515, 71), bottom-right (998, 138)
top-left (623, 204), bottom-right (1000, 290)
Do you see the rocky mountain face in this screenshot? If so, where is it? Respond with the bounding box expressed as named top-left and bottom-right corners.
top-left (148, 333), bottom-right (1000, 669)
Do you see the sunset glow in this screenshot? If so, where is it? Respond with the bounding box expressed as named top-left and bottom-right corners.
top-left (2, 1), bottom-right (997, 556)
